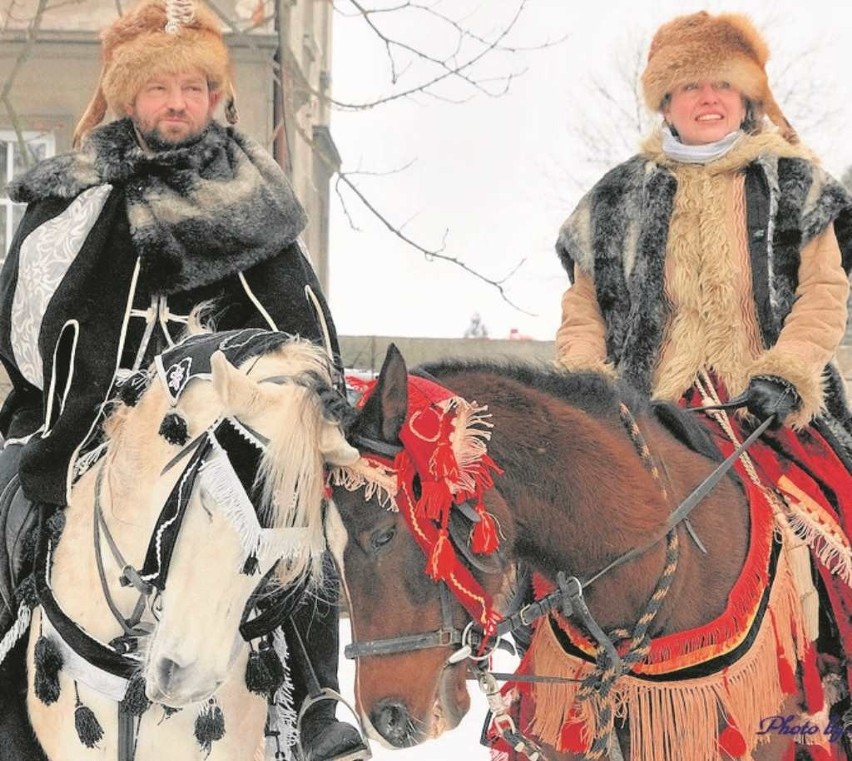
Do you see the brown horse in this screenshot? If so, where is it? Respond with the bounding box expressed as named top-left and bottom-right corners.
top-left (321, 346), bottom-right (838, 761)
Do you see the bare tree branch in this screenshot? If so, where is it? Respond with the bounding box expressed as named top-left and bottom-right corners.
top-left (324, 0), bottom-right (566, 111)
top-left (0, 0), bottom-right (49, 167)
top-left (336, 170), bottom-right (530, 312)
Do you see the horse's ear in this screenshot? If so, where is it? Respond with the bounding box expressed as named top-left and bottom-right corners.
top-left (211, 350), bottom-right (259, 413)
top-left (361, 344), bottom-right (408, 442)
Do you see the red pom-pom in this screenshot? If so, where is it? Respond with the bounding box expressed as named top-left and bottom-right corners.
top-left (472, 511), bottom-right (499, 554)
top-left (718, 724), bottom-right (747, 758)
top-left (427, 530), bottom-right (455, 581)
top-left (802, 645), bottom-right (824, 713)
top-left (559, 717), bottom-right (588, 753)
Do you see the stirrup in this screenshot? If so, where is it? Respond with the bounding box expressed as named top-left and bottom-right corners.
top-left (294, 688), bottom-right (372, 761)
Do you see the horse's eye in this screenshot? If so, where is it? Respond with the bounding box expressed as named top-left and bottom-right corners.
top-left (370, 525), bottom-right (396, 553)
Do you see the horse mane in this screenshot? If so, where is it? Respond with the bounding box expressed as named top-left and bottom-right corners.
top-left (418, 358), bottom-right (730, 464)
top-left (419, 357), bottom-right (647, 420)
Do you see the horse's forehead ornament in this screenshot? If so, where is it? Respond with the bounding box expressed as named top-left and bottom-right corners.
top-left (330, 373), bottom-right (505, 630)
top-left (155, 328), bottom-right (292, 404)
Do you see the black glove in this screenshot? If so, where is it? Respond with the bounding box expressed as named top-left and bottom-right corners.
top-left (745, 375), bottom-right (801, 429)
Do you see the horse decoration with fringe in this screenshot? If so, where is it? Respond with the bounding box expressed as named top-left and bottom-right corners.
top-left (325, 345), bottom-right (852, 761)
top-left (333, 371), bottom-right (504, 634)
top-left (7, 328), bottom-right (361, 761)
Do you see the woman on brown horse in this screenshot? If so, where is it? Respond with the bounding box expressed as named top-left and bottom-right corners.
top-left (555, 7), bottom-right (852, 752)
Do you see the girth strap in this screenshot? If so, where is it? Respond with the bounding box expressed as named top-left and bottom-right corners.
top-left (117, 704), bottom-right (136, 761)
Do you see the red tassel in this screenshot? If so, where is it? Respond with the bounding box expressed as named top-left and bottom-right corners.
top-left (802, 645), bottom-right (824, 713)
top-left (472, 511), bottom-right (499, 554)
top-left (718, 724), bottom-right (747, 758)
top-left (806, 746), bottom-right (836, 761)
top-left (780, 743), bottom-right (796, 761)
top-left (559, 717), bottom-right (588, 753)
top-left (776, 649), bottom-right (798, 695)
top-left (427, 529), bottom-right (455, 581)
top-left (430, 436), bottom-right (459, 481)
top-left (777, 656), bottom-right (797, 696)
top-left (770, 610), bottom-right (798, 696)
top-left (417, 480), bottom-right (452, 522)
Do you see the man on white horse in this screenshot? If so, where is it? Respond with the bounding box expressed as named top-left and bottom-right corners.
top-left (0, 2), bottom-right (366, 759)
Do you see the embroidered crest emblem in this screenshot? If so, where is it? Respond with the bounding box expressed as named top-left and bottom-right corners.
top-left (166, 357), bottom-right (192, 397)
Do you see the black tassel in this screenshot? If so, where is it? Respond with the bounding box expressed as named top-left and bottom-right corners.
top-left (33, 634), bottom-right (63, 705)
top-left (15, 574), bottom-right (38, 608)
top-left (120, 672), bottom-right (150, 717)
top-left (241, 553), bottom-right (259, 576)
top-left (159, 411), bottom-right (189, 446)
top-left (194, 698), bottom-right (225, 755)
top-left (74, 684), bottom-right (104, 748)
top-left (46, 510), bottom-right (66, 541)
top-left (245, 640), bottom-right (285, 696)
top-left (117, 372), bottom-right (149, 407)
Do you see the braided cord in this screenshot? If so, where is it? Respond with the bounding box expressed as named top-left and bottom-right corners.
top-left (573, 403), bottom-right (681, 758)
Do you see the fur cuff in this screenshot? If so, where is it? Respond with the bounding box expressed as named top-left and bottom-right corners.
top-left (747, 351), bottom-right (825, 429)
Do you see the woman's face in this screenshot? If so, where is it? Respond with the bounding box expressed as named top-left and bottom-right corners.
top-left (663, 81), bottom-right (747, 145)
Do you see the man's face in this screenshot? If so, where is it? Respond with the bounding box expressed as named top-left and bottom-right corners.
top-left (127, 69), bottom-right (220, 147)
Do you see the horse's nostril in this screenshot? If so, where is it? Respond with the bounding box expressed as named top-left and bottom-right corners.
top-left (157, 657), bottom-right (181, 690)
top-left (370, 699), bottom-right (411, 747)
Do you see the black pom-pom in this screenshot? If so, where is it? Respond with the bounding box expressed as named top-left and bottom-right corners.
top-left (34, 634), bottom-right (63, 705)
top-left (117, 372), bottom-right (150, 407)
top-left (120, 672), bottom-right (150, 717)
top-left (194, 698), bottom-right (226, 755)
top-left (74, 702), bottom-right (104, 748)
top-left (245, 641), bottom-right (285, 696)
top-left (15, 574), bottom-right (38, 608)
top-left (159, 411), bottom-right (189, 446)
top-left (241, 554), bottom-right (259, 576)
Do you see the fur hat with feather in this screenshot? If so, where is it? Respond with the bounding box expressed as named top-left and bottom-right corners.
top-left (641, 11), bottom-right (797, 143)
top-left (73, 0), bottom-right (237, 147)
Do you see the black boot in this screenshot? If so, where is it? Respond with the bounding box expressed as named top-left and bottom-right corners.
top-left (285, 554), bottom-right (370, 761)
top-left (0, 443), bottom-right (48, 761)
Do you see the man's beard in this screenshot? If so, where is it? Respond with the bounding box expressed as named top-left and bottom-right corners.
top-left (134, 119), bottom-right (210, 152)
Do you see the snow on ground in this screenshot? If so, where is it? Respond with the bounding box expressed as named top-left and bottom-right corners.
top-left (337, 622), bottom-right (520, 760)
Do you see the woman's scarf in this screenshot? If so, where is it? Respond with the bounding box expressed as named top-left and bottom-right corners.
top-left (660, 126), bottom-right (743, 164)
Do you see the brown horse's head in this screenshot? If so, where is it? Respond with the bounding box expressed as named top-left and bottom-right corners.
top-left (327, 345), bottom-right (514, 748)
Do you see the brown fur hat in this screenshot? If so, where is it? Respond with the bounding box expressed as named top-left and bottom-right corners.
top-left (641, 11), bottom-right (796, 143)
top-left (73, 0), bottom-right (238, 146)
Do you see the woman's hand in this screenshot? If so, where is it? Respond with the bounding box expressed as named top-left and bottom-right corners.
top-left (745, 376), bottom-right (802, 429)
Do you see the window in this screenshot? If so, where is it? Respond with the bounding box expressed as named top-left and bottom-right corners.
top-left (1, 130), bottom-right (55, 259)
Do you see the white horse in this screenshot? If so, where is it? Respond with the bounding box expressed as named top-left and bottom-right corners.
top-left (24, 331), bottom-right (359, 761)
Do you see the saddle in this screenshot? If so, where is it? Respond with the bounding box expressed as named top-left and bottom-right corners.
top-left (0, 476), bottom-right (39, 633)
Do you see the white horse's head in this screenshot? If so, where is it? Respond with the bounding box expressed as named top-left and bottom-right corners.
top-left (101, 336), bottom-right (357, 707)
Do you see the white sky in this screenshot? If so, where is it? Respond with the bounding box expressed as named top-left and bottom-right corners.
top-left (327, 0), bottom-right (852, 342)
